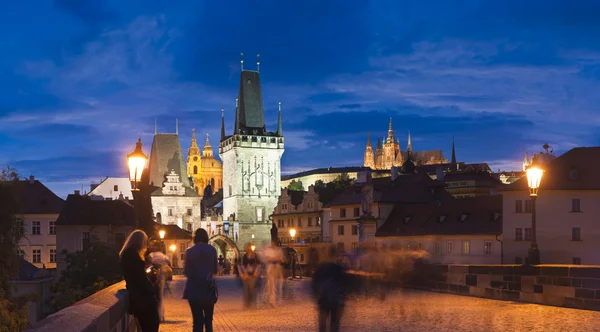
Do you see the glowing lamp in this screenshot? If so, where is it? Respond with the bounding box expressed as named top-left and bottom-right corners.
top-left (251, 245), bottom-right (256, 251)
top-left (127, 138), bottom-right (148, 190)
top-left (169, 244), bottom-right (176, 253)
top-left (159, 230), bottom-right (165, 240)
top-left (526, 161), bottom-right (544, 197)
top-left (289, 229), bottom-right (296, 238)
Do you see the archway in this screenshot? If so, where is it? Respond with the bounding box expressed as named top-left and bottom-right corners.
top-left (209, 234), bottom-right (241, 263)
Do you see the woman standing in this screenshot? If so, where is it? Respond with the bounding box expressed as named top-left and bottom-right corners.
top-left (119, 230), bottom-right (159, 332)
top-left (183, 228), bottom-right (218, 332)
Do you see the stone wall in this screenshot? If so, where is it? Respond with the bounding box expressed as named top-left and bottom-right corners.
top-left (26, 281), bottom-right (136, 332)
top-left (409, 263), bottom-right (600, 311)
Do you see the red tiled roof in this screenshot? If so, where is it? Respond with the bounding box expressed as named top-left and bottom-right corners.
top-left (500, 147), bottom-right (600, 191)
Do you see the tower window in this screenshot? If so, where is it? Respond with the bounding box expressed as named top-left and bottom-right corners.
top-left (193, 166), bottom-right (198, 174)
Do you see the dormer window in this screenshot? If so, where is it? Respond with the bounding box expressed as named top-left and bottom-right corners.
top-left (460, 214), bottom-right (468, 222)
top-left (404, 216), bottom-right (411, 224)
top-left (570, 169), bottom-right (578, 180)
top-left (439, 215), bottom-right (447, 223)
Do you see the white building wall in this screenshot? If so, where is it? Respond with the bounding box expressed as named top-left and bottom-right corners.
top-left (502, 190), bottom-right (600, 265)
top-left (376, 235), bottom-right (501, 264)
top-left (19, 214), bottom-right (59, 269)
top-left (88, 178), bottom-right (133, 200)
top-left (151, 195), bottom-right (201, 231)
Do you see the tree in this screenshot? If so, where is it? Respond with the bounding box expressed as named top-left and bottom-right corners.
top-left (287, 180), bottom-right (304, 191)
top-left (51, 238), bottom-right (123, 312)
top-left (0, 166), bottom-right (29, 331)
top-left (331, 172), bottom-right (353, 189)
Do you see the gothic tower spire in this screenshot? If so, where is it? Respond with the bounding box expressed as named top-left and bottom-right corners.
top-left (407, 131), bottom-right (412, 154)
top-left (387, 117), bottom-right (395, 143)
top-left (220, 108), bottom-right (225, 141)
top-left (367, 133), bottom-right (372, 147)
top-left (451, 136), bottom-right (457, 171)
top-left (277, 101), bottom-right (283, 136)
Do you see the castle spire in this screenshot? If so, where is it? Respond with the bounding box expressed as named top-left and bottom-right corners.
top-left (277, 101), bottom-right (283, 136)
top-left (387, 117), bottom-right (395, 143)
top-left (220, 108), bottom-right (225, 141)
top-left (451, 136), bottom-right (457, 171)
top-left (407, 131), bottom-right (412, 153)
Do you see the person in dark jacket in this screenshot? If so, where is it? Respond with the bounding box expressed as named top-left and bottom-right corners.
top-left (183, 228), bottom-right (218, 332)
top-left (119, 230), bottom-right (159, 332)
top-left (312, 246), bottom-right (347, 332)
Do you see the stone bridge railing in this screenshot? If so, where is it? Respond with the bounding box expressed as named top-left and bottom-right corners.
top-left (407, 263), bottom-right (600, 311)
top-left (26, 281), bottom-right (135, 332)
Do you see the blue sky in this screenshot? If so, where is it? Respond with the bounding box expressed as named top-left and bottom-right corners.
top-left (2, 0), bottom-right (600, 197)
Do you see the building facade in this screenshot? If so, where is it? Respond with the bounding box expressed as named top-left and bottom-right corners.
top-left (280, 166), bottom-right (390, 189)
top-left (148, 132), bottom-right (202, 231)
top-left (187, 129), bottom-right (223, 195)
top-left (364, 119), bottom-right (446, 170)
top-left (376, 195), bottom-right (502, 264)
top-left (56, 193), bottom-right (136, 276)
top-left (272, 185), bottom-right (323, 244)
top-left (16, 177), bottom-right (65, 270)
top-left (88, 177), bottom-right (133, 200)
top-left (219, 68), bottom-right (284, 250)
top-left (500, 147), bottom-right (600, 265)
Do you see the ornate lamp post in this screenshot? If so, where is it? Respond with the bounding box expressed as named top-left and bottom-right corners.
top-left (289, 228), bottom-right (296, 244)
top-left (526, 157), bottom-right (544, 265)
top-left (127, 138), bottom-right (148, 191)
top-left (159, 229), bottom-right (166, 254)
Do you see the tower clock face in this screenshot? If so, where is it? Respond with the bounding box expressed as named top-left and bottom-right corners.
top-left (193, 157), bottom-right (198, 161)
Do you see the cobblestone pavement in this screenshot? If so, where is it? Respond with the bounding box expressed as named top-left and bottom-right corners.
top-left (160, 275), bottom-right (600, 332)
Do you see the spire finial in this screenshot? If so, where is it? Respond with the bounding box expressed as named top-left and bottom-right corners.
top-left (451, 135), bottom-right (457, 170)
top-left (277, 101), bottom-right (283, 136)
top-left (206, 132), bottom-right (209, 143)
top-left (176, 118), bottom-right (179, 135)
top-left (154, 118), bottom-right (157, 135)
top-left (192, 128), bottom-right (196, 140)
top-left (220, 107), bottom-right (226, 141)
top-left (257, 54), bottom-right (260, 72)
top-left (407, 130), bottom-right (412, 153)
top-left (389, 117), bottom-right (393, 130)
top-left (240, 52), bottom-right (244, 71)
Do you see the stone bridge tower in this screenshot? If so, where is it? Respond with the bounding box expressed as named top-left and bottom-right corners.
top-left (219, 66), bottom-right (285, 250)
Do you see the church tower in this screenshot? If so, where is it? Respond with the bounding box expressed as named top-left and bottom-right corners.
top-left (219, 65), bottom-right (284, 247)
top-left (187, 128), bottom-right (201, 184)
top-left (363, 134), bottom-right (375, 169)
top-left (382, 118), bottom-right (401, 169)
top-left (188, 130), bottom-right (223, 195)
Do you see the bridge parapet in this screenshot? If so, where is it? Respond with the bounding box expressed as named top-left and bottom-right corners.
top-left (26, 280), bottom-right (135, 332)
top-left (407, 263), bottom-right (600, 311)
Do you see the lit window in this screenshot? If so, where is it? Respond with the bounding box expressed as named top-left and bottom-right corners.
top-left (50, 248), bottom-right (56, 263)
top-left (32, 221), bottom-right (41, 235)
top-left (462, 241), bottom-right (470, 255)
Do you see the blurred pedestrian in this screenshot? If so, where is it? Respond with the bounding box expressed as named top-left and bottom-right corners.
top-left (218, 255), bottom-right (224, 276)
top-left (148, 247), bottom-right (172, 322)
top-left (261, 241), bottom-right (284, 306)
top-left (183, 228), bottom-right (218, 332)
top-left (120, 230), bottom-right (159, 332)
top-left (312, 246), bottom-right (347, 332)
top-left (239, 244), bottom-right (261, 307)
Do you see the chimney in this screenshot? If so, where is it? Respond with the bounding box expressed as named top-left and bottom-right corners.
top-left (28, 175), bottom-right (34, 184)
top-left (391, 166), bottom-right (399, 181)
top-left (436, 166), bottom-right (445, 181)
top-left (74, 190), bottom-right (81, 196)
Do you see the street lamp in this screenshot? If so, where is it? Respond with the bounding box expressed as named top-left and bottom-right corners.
top-left (159, 230), bottom-right (166, 240)
top-left (289, 228), bottom-right (296, 244)
top-left (127, 138), bottom-right (148, 191)
top-left (158, 229), bottom-right (166, 254)
top-left (526, 157), bottom-right (544, 265)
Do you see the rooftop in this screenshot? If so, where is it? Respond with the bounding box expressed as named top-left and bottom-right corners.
top-left (13, 178), bottom-right (65, 214)
top-left (56, 194), bottom-right (135, 227)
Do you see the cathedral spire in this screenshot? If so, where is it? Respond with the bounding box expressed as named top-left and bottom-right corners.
top-left (407, 131), bottom-right (412, 153)
top-left (277, 101), bottom-right (283, 136)
top-left (366, 133), bottom-right (372, 147)
top-left (220, 108), bottom-right (225, 141)
top-left (387, 117), bottom-right (395, 143)
top-left (451, 136), bottom-right (457, 171)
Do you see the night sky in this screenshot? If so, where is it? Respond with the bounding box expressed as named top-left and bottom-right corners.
top-left (2, 1), bottom-right (600, 198)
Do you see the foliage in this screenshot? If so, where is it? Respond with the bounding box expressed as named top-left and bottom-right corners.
top-left (50, 238), bottom-right (123, 312)
top-left (287, 180), bottom-right (304, 191)
top-left (0, 166), bottom-right (29, 331)
top-left (332, 172), bottom-right (353, 188)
